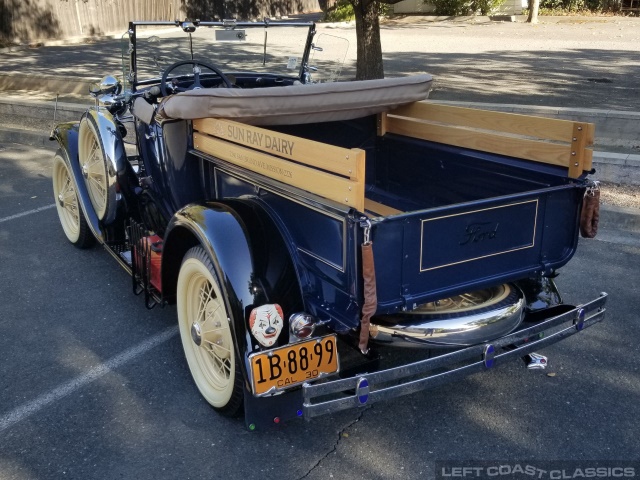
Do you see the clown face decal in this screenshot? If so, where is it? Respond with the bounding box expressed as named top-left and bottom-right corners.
top-left (249, 304), bottom-right (284, 348)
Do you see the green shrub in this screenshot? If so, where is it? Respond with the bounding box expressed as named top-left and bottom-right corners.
top-left (470, 0), bottom-right (507, 14)
top-left (430, 0), bottom-right (473, 15)
top-left (323, 1), bottom-right (394, 22)
top-left (430, 0), bottom-right (506, 15)
top-left (324, 1), bottom-right (355, 21)
top-left (536, 0), bottom-right (621, 12)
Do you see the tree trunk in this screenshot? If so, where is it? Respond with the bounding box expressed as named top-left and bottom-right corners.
top-left (351, 0), bottom-right (384, 80)
top-left (527, 0), bottom-right (539, 23)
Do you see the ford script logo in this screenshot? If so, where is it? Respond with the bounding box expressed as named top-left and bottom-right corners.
top-left (460, 222), bottom-right (499, 246)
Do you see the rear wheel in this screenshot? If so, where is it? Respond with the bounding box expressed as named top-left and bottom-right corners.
top-left (177, 246), bottom-right (243, 416)
top-left (52, 151), bottom-right (95, 249)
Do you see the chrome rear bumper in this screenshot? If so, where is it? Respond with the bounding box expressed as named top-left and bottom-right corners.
top-left (302, 293), bottom-right (607, 419)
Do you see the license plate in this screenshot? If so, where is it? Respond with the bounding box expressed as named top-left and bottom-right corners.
top-left (250, 335), bottom-right (339, 395)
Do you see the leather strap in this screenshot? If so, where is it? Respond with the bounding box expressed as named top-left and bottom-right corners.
top-left (359, 242), bottom-right (377, 353)
top-left (580, 188), bottom-right (600, 238)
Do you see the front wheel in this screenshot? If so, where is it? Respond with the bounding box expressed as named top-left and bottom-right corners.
top-left (52, 151), bottom-right (95, 249)
top-left (176, 246), bottom-right (243, 416)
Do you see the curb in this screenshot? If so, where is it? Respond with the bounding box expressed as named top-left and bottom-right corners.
top-left (596, 204), bottom-right (640, 246)
top-left (0, 72), bottom-right (99, 97)
top-left (0, 32), bottom-right (126, 54)
top-left (599, 204), bottom-right (640, 231)
top-left (593, 152), bottom-right (640, 187)
top-left (0, 126), bottom-right (55, 148)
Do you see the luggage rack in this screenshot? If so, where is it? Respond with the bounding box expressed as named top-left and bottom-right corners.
top-left (106, 220), bottom-right (164, 309)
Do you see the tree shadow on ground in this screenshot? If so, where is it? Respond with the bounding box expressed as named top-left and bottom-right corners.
top-left (1, 33), bottom-right (639, 112)
top-left (0, 0), bottom-right (60, 46)
top-left (378, 48), bottom-right (640, 110)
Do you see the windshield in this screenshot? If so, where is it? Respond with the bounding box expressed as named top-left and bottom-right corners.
top-left (122, 21), bottom-right (320, 90)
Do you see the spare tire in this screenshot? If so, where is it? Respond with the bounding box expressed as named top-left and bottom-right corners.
top-left (370, 284), bottom-right (525, 348)
top-left (78, 115), bottom-right (118, 223)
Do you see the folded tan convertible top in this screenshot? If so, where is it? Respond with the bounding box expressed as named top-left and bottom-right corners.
top-left (158, 74), bottom-right (432, 125)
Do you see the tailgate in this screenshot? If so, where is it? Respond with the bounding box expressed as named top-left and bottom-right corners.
top-left (371, 185), bottom-right (584, 312)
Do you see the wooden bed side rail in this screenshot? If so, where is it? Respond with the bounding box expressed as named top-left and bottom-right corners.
top-left (192, 118), bottom-right (366, 211)
top-left (378, 102), bottom-right (595, 179)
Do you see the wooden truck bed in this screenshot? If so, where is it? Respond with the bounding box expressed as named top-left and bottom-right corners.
top-left (192, 101), bottom-right (595, 216)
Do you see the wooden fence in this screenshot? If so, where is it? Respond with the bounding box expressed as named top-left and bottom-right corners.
top-left (0, 0), bottom-right (320, 45)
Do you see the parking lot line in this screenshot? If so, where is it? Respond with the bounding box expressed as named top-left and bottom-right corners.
top-left (0, 325), bottom-right (179, 433)
top-left (0, 204), bottom-right (56, 224)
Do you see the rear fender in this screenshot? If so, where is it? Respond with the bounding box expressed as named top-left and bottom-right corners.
top-left (162, 200), bottom-right (304, 384)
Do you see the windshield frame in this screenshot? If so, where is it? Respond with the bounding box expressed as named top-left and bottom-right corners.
top-left (125, 20), bottom-right (317, 91)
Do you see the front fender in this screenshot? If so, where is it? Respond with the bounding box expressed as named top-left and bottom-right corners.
top-left (50, 121), bottom-right (105, 243)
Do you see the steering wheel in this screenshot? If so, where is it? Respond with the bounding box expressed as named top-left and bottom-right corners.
top-left (160, 60), bottom-right (233, 96)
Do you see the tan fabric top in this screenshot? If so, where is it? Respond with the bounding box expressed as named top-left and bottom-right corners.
top-left (158, 75), bottom-right (432, 125)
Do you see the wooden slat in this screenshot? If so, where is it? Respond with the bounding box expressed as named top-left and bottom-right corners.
top-left (584, 122), bottom-right (596, 145)
top-left (377, 112), bottom-right (388, 137)
top-left (388, 102), bottom-right (578, 143)
top-left (194, 118), bottom-right (364, 180)
top-left (194, 133), bottom-right (365, 211)
top-left (364, 199), bottom-right (403, 217)
top-left (383, 102), bottom-right (595, 177)
top-left (386, 116), bottom-right (574, 167)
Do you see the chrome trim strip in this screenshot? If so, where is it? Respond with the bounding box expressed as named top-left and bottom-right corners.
top-left (102, 244), bottom-right (133, 275)
top-left (208, 157), bottom-right (349, 220)
top-left (296, 247), bottom-right (345, 273)
top-left (302, 293), bottom-right (607, 419)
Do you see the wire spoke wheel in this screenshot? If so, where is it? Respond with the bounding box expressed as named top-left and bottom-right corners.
top-left (52, 151), bottom-right (94, 249)
top-left (177, 246), bottom-right (243, 416)
top-left (402, 283), bottom-right (521, 320)
top-left (408, 284), bottom-right (511, 316)
top-left (78, 117), bottom-right (110, 221)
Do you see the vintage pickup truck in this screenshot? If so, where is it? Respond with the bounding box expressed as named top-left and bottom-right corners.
top-left (50, 19), bottom-right (607, 430)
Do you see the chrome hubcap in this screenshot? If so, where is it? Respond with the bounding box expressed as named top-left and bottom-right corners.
top-left (82, 163), bottom-right (89, 178)
top-left (191, 322), bottom-right (202, 346)
top-left (57, 192), bottom-right (65, 207)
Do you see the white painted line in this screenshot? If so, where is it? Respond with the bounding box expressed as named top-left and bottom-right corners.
top-left (0, 203), bottom-right (56, 224)
top-left (0, 325), bottom-right (179, 433)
